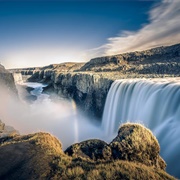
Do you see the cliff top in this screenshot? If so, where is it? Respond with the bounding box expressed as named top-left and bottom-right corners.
top-left (11, 43), bottom-right (180, 78)
top-left (79, 43), bottom-right (180, 72)
top-left (10, 62), bottom-right (85, 73)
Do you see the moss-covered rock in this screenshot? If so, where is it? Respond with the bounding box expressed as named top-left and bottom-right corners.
top-left (0, 124), bottom-right (174, 180)
top-left (110, 123), bottom-right (166, 170)
top-left (0, 132), bottom-right (67, 180)
top-left (65, 139), bottom-right (112, 161)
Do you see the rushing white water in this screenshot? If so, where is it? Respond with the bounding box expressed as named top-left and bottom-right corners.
top-left (24, 82), bottom-right (50, 102)
top-left (102, 78), bottom-right (180, 177)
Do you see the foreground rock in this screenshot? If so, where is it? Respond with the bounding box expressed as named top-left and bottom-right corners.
top-left (65, 123), bottom-right (174, 179)
top-left (0, 123), bottom-right (175, 179)
top-left (0, 132), bottom-right (66, 180)
top-left (66, 123), bottom-right (166, 170)
top-left (110, 123), bottom-right (166, 170)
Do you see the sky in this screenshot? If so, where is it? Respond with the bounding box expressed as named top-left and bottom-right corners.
top-left (0, 0), bottom-right (179, 69)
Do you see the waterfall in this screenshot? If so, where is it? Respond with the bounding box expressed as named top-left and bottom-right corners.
top-left (102, 78), bottom-right (180, 177)
top-left (13, 73), bottom-right (23, 84)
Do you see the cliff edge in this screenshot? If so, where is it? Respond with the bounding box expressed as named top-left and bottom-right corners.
top-left (0, 64), bottom-right (18, 96)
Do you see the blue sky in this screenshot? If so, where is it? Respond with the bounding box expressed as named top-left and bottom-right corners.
top-left (0, 0), bottom-right (179, 68)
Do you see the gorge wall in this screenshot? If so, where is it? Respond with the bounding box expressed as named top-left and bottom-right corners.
top-left (0, 64), bottom-right (20, 138)
top-left (52, 72), bottom-right (113, 118)
top-left (11, 63), bottom-right (114, 118)
top-left (0, 64), bottom-right (18, 96)
top-left (11, 43), bottom-right (180, 118)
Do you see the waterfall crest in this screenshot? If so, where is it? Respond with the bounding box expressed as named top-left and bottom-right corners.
top-left (102, 78), bottom-right (180, 177)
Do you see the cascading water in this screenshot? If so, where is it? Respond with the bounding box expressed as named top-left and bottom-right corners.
top-left (24, 82), bottom-right (50, 103)
top-left (102, 78), bottom-right (180, 177)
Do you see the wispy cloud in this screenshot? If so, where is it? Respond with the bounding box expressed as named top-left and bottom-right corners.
top-left (89, 0), bottom-right (180, 57)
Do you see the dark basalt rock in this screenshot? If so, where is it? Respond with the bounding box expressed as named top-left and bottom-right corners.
top-left (65, 139), bottom-right (112, 161)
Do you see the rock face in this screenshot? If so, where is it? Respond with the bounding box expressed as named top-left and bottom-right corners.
top-left (53, 73), bottom-right (113, 118)
top-left (0, 64), bottom-right (18, 96)
top-left (0, 123), bottom-right (175, 180)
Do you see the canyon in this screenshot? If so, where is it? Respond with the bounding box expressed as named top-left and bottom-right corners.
top-left (11, 43), bottom-right (180, 118)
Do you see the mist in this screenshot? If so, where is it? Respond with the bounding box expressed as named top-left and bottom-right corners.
top-left (0, 83), bottom-right (104, 150)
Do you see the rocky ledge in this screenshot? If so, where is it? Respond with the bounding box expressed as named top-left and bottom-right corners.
top-left (0, 123), bottom-right (175, 180)
top-left (0, 64), bottom-right (18, 96)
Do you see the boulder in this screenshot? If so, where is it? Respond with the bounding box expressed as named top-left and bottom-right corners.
top-left (65, 139), bottom-right (112, 161)
top-left (0, 132), bottom-right (66, 180)
top-left (110, 123), bottom-right (166, 170)
top-left (65, 123), bottom-right (166, 170)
